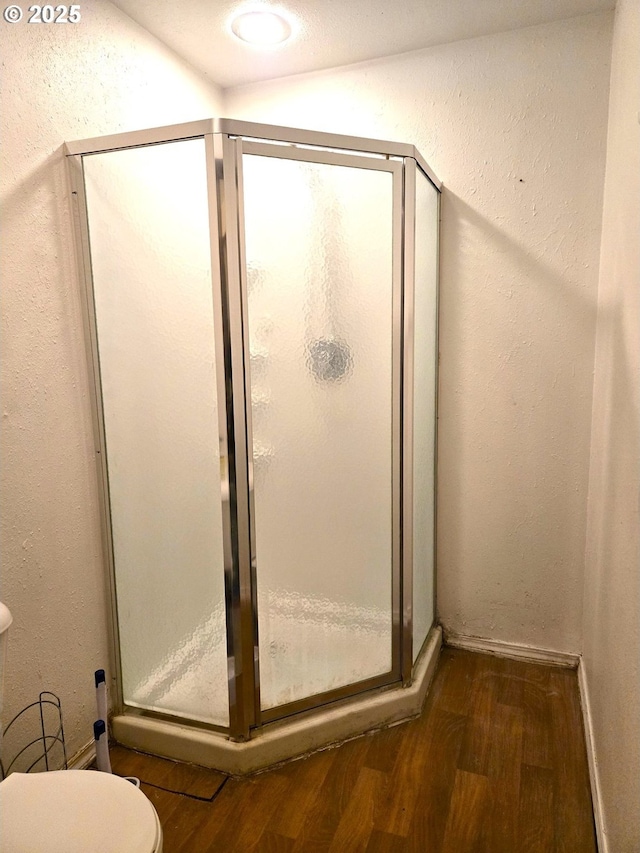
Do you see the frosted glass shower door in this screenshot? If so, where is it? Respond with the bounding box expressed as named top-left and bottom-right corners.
top-left (241, 147), bottom-right (401, 713)
top-left (82, 140), bottom-right (229, 727)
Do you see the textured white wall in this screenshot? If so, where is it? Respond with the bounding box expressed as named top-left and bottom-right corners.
top-left (225, 13), bottom-right (612, 654)
top-left (583, 0), bottom-right (640, 848)
top-left (0, 1), bottom-right (222, 762)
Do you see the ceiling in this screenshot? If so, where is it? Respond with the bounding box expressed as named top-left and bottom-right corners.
top-left (110, 0), bottom-right (614, 90)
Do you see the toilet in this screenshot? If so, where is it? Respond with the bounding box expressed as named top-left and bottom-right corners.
top-left (0, 603), bottom-right (163, 853)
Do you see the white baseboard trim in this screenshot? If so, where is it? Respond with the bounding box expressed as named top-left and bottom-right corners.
top-left (443, 631), bottom-right (580, 668)
top-left (578, 660), bottom-right (608, 853)
top-left (67, 739), bottom-right (95, 770)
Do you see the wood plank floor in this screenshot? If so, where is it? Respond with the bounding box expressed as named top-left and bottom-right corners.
top-left (109, 648), bottom-right (597, 852)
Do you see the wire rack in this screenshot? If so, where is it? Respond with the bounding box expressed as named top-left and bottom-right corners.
top-left (1, 692), bottom-right (67, 779)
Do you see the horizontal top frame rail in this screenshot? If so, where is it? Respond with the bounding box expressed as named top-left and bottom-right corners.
top-left (63, 118), bottom-right (442, 191)
top-left (242, 140), bottom-right (403, 175)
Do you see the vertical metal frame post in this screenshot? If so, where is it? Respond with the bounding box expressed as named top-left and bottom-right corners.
top-left (401, 158), bottom-right (417, 684)
top-left (404, 164), bottom-right (442, 675)
top-left (233, 139), bottom-right (263, 724)
top-left (210, 133), bottom-right (260, 740)
top-left (432, 183), bottom-right (442, 634)
top-left (390, 158), bottom-right (405, 684)
top-left (204, 133), bottom-right (237, 733)
top-left (65, 154), bottom-right (124, 712)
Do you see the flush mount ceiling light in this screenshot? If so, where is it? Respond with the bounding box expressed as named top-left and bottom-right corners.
top-left (230, 10), bottom-right (293, 46)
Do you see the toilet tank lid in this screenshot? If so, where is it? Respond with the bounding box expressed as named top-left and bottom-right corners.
top-left (0, 603), bottom-right (12, 635)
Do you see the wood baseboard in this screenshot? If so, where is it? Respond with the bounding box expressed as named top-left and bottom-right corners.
top-left (442, 630), bottom-right (580, 668)
top-left (67, 739), bottom-right (95, 770)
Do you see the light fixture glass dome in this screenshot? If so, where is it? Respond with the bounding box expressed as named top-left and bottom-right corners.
top-left (231, 10), bottom-right (292, 46)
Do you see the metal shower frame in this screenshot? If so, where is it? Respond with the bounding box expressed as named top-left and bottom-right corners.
top-left (65, 118), bottom-right (441, 743)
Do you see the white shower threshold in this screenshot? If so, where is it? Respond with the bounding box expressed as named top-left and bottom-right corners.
top-left (112, 625), bottom-right (442, 775)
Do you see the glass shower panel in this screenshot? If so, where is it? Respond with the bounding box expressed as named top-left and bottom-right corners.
top-left (82, 140), bottom-right (229, 726)
top-left (242, 153), bottom-right (395, 711)
top-left (412, 169), bottom-right (439, 662)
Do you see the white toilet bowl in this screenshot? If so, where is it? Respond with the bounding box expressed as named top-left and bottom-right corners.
top-left (0, 768), bottom-right (163, 853)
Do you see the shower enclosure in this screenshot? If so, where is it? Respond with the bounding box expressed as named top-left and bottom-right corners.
top-left (66, 119), bottom-right (440, 759)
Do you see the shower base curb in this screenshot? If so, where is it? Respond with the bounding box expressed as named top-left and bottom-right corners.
top-left (111, 625), bottom-right (442, 775)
